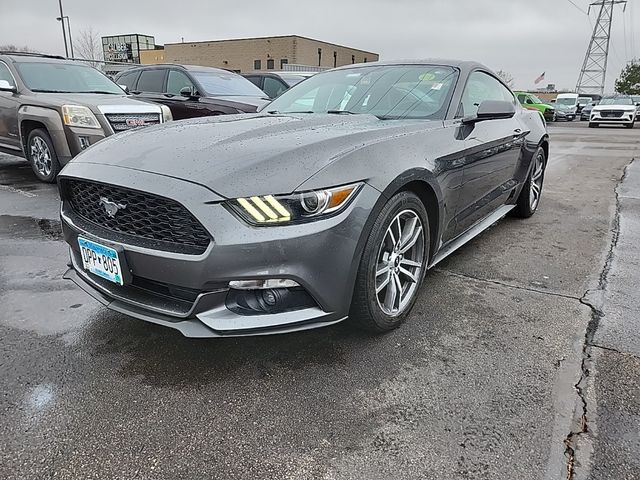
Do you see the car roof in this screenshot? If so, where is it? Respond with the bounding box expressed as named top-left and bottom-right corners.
top-left (0, 52), bottom-right (75, 64)
top-left (332, 59), bottom-right (490, 74)
top-left (121, 64), bottom-right (234, 75)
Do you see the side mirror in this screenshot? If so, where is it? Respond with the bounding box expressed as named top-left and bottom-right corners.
top-left (636, 102), bottom-right (640, 107)
top-left (119, 84), bottom-right (129, 94)
top-left (180, 86), bottom-right (197, 98)
top-left (462, 100), bottom-right (516, 124)
top-left (0, 79), bottom-right (17, 93)
top-left (550, 99), bottom-right (556, 103)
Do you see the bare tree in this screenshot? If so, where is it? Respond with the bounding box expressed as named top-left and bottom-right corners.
top-left (75, 27), bottom-right (103, 66)
top-left (0, 44), bottom-right (35, 52)
top-left (496, 70), bottom-right (515, 88)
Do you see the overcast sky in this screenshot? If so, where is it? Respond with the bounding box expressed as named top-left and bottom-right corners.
top-left (1, 0), bottom-right (639, 91)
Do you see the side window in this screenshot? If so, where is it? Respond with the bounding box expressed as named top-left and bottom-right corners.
top-left (167, 70), bottom-right (195, 95)
top-left (137, 69), bottom-right (165, 93)
top-left (459, 71), bottom-right (515, 117)
top-left (263, 77), bottom-right (287, 98)
top-left (0, 62), bottom-right (15, 87)
top-left (517, 94), bottom-right (526, 104)
top-left (117, 71), bottom-right (138, 90)
top-left (244, 75), bottom-right (262, 88)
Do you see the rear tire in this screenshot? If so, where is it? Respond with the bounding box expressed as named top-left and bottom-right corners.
top-left (350, 192), bottom-right (429, 333)
top-left (512, 146), bottom-right (545, 219)
top-left (27, 128), bottom-right (60, 183)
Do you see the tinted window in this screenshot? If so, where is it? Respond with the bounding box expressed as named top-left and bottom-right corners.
top-left (15, 62), bottom-right (123, 94)
top-left (459, 71), bottom-right (515, 117)
top-left (137, 69), bottom-right (165, 93)
top-left (0, 62), bottom-right (15, 86)
top-left (267, 65), bottom-right (459, 120)
top-left (263, 77), bottom-right (287, 98)
top-left (167, 70), bottom-right (194, 94)
top-left (599, 97), bottom-right (633, 105)
top-left (244, 75), bottom-right (262, 88)
top-left (517, 94), bottom-right (526, 103)
top-left (117, 70), bottom-right (138, 90)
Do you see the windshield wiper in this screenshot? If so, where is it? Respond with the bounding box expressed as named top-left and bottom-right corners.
top-left (31, 89), bottom-right (73, 93)
top-left (268, 110), bottom-right (315, 114)
top-left (83, 90), bottom-right (120, 94)
top-left (326, 110), bottom-right (356, 115)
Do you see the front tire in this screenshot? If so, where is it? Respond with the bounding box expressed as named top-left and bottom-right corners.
top-left (512, 146), bottom-right (545, 218)
top-left (350, 192), bottom-right (429, 332)
top-left (27, 128), bottom-right (60, 183)
top-left (625, 122), bottom-right (635, 129)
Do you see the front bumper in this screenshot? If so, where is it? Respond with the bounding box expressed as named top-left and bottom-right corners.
top-left (555, 110), bottom-right (576, 120)
top-left (59, 163), bottom-right (378, 337)
top-left (590, 111), bottom-right (635, 124)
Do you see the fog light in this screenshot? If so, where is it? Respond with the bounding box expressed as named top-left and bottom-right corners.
top-left (229, 279), bottom-right (300, 290)
top-left (79, 136), bottom-right (91, 150)
top-left (226, 286), bottom-right (316, 316)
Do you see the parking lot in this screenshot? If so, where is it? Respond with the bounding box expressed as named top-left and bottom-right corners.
top-left (1, 121), bottom-right (639, 479)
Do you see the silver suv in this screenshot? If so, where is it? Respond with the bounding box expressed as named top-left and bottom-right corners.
top-left (0, 52), bottom-right (172, 182)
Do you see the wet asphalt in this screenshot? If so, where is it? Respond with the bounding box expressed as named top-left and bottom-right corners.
top-left (0, 121), bottom-right (638, 479)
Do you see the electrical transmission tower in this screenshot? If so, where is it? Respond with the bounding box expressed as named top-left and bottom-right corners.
top-left (576, 0), bottom-right (627, 95)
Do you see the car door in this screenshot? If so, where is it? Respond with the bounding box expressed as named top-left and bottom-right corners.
top-left (0, 61), bottom-right (21, 152)
top-left (262, 76), bottom-right (289, 99)
top-left (455, 70), bottom-right (524, 235)
top-left (132, 67), bottom-right (168, 107)
top-left (163, 69), bottom-right (202, 120)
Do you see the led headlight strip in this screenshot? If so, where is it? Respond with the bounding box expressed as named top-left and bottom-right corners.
top-left (237, 195), bottom-right (291, 223)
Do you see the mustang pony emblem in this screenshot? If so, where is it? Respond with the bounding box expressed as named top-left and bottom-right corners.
top-left (99, 197), bottom-right (127, 218)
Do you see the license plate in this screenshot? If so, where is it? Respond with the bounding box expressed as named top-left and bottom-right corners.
top-left (78, 237), bottom-right (124, 285)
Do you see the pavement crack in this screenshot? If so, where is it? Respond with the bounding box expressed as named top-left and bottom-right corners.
top-left (433, 268), bottom-right (582, 301)
top-left (563, 157), bottom-right (635, 480)
top-left (590, 343), bottom-right (640, 359)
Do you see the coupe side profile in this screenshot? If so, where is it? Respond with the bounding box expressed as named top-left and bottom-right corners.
top-left (60, 60), bottom-right (549, 337)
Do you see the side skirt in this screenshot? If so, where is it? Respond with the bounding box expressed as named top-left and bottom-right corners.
top-left (428, 204), bottom-right (515, 268)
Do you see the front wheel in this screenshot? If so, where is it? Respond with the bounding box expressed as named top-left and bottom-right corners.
top-left (511, 146), bottom-right (545, 218)
top-left (27, 128), bottom-right (61, 183)
top-left (350, 192), bottom-right (429, 332)
top-left (625, 122), bottom-right (635, 129)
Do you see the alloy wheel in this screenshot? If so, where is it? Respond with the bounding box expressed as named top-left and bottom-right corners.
top-left (529, 151), bottom-right (544, 211)
top-left (30, 136), bottom-right (52, 177)
top-left (375, 209), bottom-right (425, 316)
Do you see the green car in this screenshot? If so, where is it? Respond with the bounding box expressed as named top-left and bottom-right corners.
top-left (515, 92), bottom-right (556, 122)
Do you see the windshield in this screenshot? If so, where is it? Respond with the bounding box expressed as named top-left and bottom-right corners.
top-left (556, 97), bottom-right (577, 106)
top-left (191, 71), bottom-right (265, 96)
top-left (599, 97), bottom-right (633, 105)
top-left (529, 94), bottom-right (544, 104)
top-left (267, 65), bottom-right (459, 120)
top-left (631, 96), bottom-right (640, 103)
top-left (16, 62), bottom-right (123, 94)
top-left (578, 97), bottom-right (592, 104)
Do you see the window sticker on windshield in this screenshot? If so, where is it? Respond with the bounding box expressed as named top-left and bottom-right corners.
top-left (419, 72), bottom-right (436, 81)
top-left (431, 83), bottom-right (444, 90)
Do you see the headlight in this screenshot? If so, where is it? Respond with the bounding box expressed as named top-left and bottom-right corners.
top-left (61, 105), bottom-right (101, 129)
top-left (228, 183), bottom-right (362, 225)
top-left (160, 105), bottom-right (173, 122)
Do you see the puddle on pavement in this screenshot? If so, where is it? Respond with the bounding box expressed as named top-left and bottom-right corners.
top-left (0, 215), bottom-right (62, 240)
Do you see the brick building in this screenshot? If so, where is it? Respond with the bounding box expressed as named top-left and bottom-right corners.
top-left (140, 35), bottom-right (379, 73)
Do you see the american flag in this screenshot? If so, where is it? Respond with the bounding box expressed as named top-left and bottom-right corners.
top-left (535, 72), bottom-right (546, 84)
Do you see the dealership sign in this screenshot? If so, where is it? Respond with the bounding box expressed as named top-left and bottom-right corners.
top-left (104, 43), bottom-right (131, 62)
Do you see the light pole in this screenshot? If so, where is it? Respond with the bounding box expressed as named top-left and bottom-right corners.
top-left (57, 16), bottom-right (74, 59)
top-left (57, 0), bottom-right (69, 57)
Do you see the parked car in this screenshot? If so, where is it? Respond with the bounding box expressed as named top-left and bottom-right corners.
top-left (60, 60), bottom-right (548, 338)
top-left (580, 101), bottom-right (598, 121)
top-left (243, 72), bottom-right (316, 99)
top-left (554, 93), bottom-right (579, 121)
top-left (577, 96), bottom-right (593, 114)
top-left (115, 64), bottom-right (270, 120)
top-left (632, 95), bottom-right (640, 121)
top-left (589, 95), bottom-right (637, 128)
top-left (515, 91), bottom-right (555, 121)
top-left (0, 51), bottom-right (171, 182)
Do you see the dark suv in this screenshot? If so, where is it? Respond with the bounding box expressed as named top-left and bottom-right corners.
top-left (0, 52), bottom-right (171, 182)
top-left (115, 64), bottom-right (270, 120)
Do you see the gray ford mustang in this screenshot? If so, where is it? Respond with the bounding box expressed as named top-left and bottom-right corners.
top-left (59, 60), bottom-right (549, 337)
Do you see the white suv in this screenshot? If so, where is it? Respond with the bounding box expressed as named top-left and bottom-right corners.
top-left (589, 96), bottom-right (636, 129)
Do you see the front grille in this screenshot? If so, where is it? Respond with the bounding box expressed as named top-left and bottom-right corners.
top-left (105, 113), bottom-right (161, 132)
top-left (599, 110), bottom-right (624, 118)
top-left (62, 179), bottom-right (211, 254)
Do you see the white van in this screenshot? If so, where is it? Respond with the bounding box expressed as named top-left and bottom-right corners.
top-left (554, 93), bottom-right (579, 121)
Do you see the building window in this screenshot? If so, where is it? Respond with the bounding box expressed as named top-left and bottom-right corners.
top-left (333, 51), bottom-right (337, 68)
top-left (280, 58), bottom-right (288, 69)
top-left (364, 57), bottom-right (368, 63)
top-left (254, 59), bottom-right (261, 70)
top-left (267, 58), bottom-right (274, 70)
top-left (318, 48), bottom-right (322, 66)
top-left (352, 55), bottom-right (355, 64)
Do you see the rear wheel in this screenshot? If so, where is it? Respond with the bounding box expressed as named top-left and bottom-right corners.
top-left (512, 146), bottom-right (545, 218)
top-left (27, 128), bottom-right (60, 183)
top-left (350, 192), bottom-right (429, 332)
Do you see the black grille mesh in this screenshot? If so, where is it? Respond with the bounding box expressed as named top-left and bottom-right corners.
top-left (64, 180), bottom-right (210, 254)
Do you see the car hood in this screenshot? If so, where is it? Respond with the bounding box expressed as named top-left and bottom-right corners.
top-left (592, 104), bottom-right (635, 111)
top-left (28, 92), bottom-right (161, 111)
top-left (69, 113), bottom-right (436, 198)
